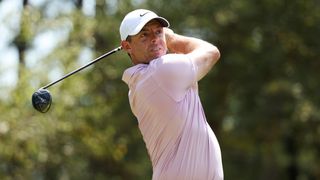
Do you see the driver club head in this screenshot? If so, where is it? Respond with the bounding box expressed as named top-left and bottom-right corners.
top-left (32, 89), bottom-right (52, 113)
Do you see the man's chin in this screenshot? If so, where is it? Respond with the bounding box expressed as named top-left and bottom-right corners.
top-left (151, 51), bottom-right (166, 59)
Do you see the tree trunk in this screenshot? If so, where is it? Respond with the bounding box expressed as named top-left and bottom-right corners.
top-left (14, 0), bottom-right (29, 83)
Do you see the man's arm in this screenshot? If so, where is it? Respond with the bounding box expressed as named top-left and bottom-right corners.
top-left (164, 28), bottom-right (220, 81)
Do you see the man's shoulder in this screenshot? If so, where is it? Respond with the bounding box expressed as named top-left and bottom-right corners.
top-left (151, 53), bottom-right (194, 73)
top-left (122, 64), bottom-right (148, 84)
top-left (152, 53), bottom-right (189, 65)
top-left (150, 54), bottom-right (198, 102)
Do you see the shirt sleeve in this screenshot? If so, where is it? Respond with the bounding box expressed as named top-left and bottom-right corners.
top-left (151, 54), bottom-right (198, 102)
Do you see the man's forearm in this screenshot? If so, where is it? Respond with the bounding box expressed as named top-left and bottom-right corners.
top-left (164, 28), bottom-right (220, 81)
top-left (165, 28), bottom-right (215, 55)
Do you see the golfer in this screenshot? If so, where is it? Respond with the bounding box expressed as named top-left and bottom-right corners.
top-left (120, 9), bottom-right (223, 180)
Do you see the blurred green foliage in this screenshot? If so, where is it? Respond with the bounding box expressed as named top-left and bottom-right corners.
top-left (0, 0), bottom-right (319, 179)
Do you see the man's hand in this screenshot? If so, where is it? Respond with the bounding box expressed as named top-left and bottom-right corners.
top-left (164, 27), bottom-right (175, 53)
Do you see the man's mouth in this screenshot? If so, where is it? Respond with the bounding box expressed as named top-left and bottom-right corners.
top-left (150, 45), bottom-right (165, 54)
top-left (149, 47), bottom-right (161, 52)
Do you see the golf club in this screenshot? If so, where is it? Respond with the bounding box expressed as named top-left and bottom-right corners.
top-left (32, 46), bottom-right (122, 113)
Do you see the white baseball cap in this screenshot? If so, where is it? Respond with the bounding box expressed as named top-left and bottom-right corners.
top-left (119, 9), bottom-right (170, 41)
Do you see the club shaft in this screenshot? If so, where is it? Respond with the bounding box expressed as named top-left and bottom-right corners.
top-left (41, 46), bottom-right (122, 89)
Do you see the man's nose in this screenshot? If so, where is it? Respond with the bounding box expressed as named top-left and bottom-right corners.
top-left (150, 32), bottom-right (159, 43)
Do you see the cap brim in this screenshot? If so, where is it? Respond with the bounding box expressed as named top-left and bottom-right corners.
top-left (128, 17), bottom-right (170, 37)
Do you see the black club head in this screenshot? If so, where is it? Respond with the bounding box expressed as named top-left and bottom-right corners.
top-left (32, 89), bottom-right (52, 113)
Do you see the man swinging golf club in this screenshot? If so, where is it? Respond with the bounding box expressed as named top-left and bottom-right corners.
top-left (120, 9), bottom-right (223, 179)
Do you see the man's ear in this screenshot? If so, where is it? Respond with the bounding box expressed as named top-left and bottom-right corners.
top-left (121, 41), bottom-right (132, 54)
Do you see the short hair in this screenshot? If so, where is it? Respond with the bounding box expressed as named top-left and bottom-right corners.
top-left (126, 36), bottom-right (132, 42)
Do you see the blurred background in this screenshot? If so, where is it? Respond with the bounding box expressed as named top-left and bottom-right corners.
top-left (0, 0), bottom-right (319, 179)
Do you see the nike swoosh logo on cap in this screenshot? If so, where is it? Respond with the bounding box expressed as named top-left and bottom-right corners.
top-left (140, 12), bottom-right (149, 17)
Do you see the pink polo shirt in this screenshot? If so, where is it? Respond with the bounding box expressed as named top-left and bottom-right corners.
top-left (122, 54), bottom-right (223, 180)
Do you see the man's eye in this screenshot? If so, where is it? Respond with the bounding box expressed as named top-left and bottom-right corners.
top-left (156, 30), bottom-right (162, 35)
top-left (141, 33), bottom-right (147, 37)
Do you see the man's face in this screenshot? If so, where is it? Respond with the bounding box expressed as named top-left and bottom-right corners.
top-left (122, 20), bottom-right (167, 64)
